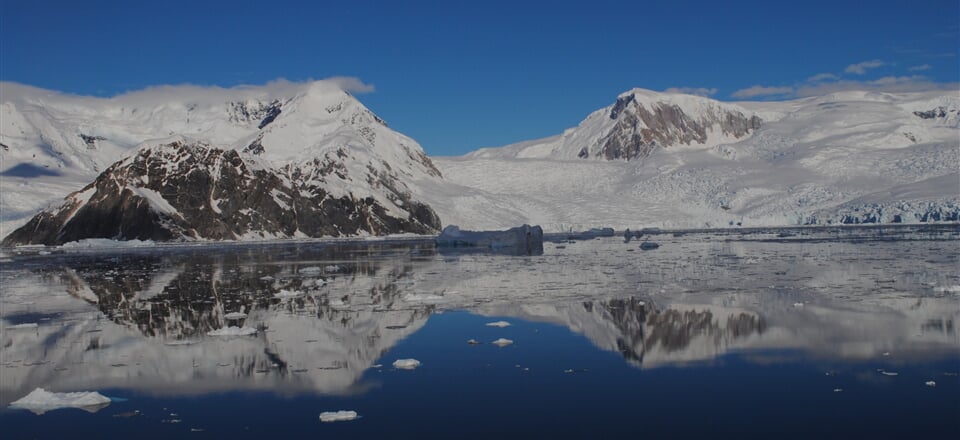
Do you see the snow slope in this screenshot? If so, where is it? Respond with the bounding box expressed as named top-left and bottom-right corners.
top-left (0, 80), bottom-right (442, 239)
top-left (424, 89), bottom-right (959, 231)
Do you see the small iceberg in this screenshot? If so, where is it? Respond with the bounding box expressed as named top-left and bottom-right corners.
top-left (880, 370), bottom-right (899, 376)
top-left (224, 312), bottom-right (247, 320)
top-left (933, 285), bottom-right (960, 293)
top-left (436, 224), bottom-right (544, 255)
top-left (485, 321), bottom-right (511, 328)
top-left (639, 242), bottom-right (660, 250)
top-left (6, 322), bottom-right (39, 330)
top-left (299, 266), bottom-right (322, 275)
top-left (319, 410), bottom-right (358, 422)
top-left (925, 381), bottom-right (936, 387)
top-left (274, 289), bottom-right (304, 299)
top-left (392, 359), bottom-right (421, 370)
top-left (10, 388), bottom-right (111, 415)
top-left (207, 326), bottom-right (257, 337)
top-left (491, 338), bottom-right (514, 347)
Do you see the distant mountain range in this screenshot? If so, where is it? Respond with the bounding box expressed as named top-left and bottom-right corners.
top-left (1, 81), bottom-right (957, 244)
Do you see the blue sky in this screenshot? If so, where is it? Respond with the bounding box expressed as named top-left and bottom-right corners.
top-left (1, 0), bottom-right (957, 155)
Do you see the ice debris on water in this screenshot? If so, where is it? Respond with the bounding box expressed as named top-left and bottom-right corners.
top-left (299, 266), bottom-right (322, 275)
top-left (10, 388), bottom-right (111, 415)
top-left (792, 302), bottom-right (804, 308)
top-left (485, 321), bottom-right (511, 328)
top-left (207, 326), bottom-right (257, 336)
top-left (933, 285), bottom-right (960, 293)
top-left (319, 410), bottom-right (358, 422)
top-left (274, 289), bottom-right (304, 299)
top-left (393, 359), bottom-right (421, 370)
top-left (491, 338), bottom-right (514, 347)
top-left (6, 322), bottom-right (39, 329)
top-left (467, 339), bottom-right (481, 345)
top-left (925, 381), bottom-right (936, 387)
top-left (880, 370), bottom-right (899, 376)
top-left (833, 388), bottom-right (843, 393)
top-left (224, 312), bottom-right (247, 320)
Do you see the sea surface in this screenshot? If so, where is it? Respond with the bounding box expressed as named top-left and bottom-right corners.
top-left (1, 225), bottom-right (958, 439)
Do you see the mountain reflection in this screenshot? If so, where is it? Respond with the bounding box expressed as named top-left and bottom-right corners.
top-left (2, 227), bottom-right (957, 405)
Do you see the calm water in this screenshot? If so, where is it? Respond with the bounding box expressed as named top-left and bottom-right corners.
top-left (1, 226), bottom-right (958, 439)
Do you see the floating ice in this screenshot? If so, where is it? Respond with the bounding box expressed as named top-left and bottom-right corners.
top-left (467, 339), bottom-right (481, 345)
top-left (402, 293), bottom-right (444, 302)
top-left (933, 285), bottom-right (960, 293)
top-left (207, 326), bottom-right (257, 336)
top-left (224, 312), bottom-right (247, 320)
top-left (10, 388), bottom-right (111, 415)
top-left (925, 381), bottom-right (936, 387)
top-left (392, 359), bottom-right (421, 370)
top-left (324, 265), bottom-right (341, 272)
top-left (485, 321), bottom-right (511, 328)
top-left (792, 302), bottom-right (804, 308)
top-left (492, 338), bottom-right (514, 347)
top-left (274, 289), bottom-right (304, 299)
top-left (164, 340), bottom-right (197, 346)
top-left (436, 224), bottom-right (544, 255)
top-left (880, 370), bottom-right (899, 376)
top-left (319, 410), bottom-right (358, 422)
top-left (299, 266), bottom-right (322, 275)
top-left (833, 388), bottom-right (843, 393)
top-left (6, 322), bottom-right (38, 329)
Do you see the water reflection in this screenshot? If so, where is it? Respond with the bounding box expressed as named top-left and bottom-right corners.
top-left (1, 226), bottom-right (957, 406)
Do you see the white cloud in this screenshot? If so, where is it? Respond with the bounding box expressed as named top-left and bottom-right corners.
top-left (326, 76), bottom-right (375, 94)
top-left (663, 87), bottom-right (718, 97)
top-left (730, 85), bottom-right (795, 99)
top-left (806, 73), bottom-right (839, 82)
top-left (844, 60), bottom-right (885, 75)
top-left (908, 64), bottom-right (932, 72)
top-left (794, 76), bottom-right (958, 97)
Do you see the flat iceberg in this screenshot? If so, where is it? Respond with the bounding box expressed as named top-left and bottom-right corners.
top-left (10, 388), bottom-right (111, 415)
top-left (6, 322), bottom-right (39, 330)
top-left (485, 321), bottom-right (511, 328)
top-left (207, 326), bottom-right (257, 336)
top-left (319, 410), bottom-right (359, 422)
top-left (492, 338), bottom-right (514, 347)
top-left (392, 358), bottom-right (421, 370)
top-left (224, 312), bottom-right (247, 320)
top-left (274, 289), bottom-right (304, 299)
top-left (436, 224), bottom-right (543, 255)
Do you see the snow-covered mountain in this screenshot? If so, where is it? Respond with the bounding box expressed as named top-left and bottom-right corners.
top-left (0, 80), bottom-right (443, 243)
top-left (468, 88), bottom-right (763, 161)
top-left (425, 89), bottom-right (959, 231)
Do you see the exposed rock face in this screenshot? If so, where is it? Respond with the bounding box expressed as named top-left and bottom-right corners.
top-left (596, 93), bottom-right (762, 161)
top-left (2, 140), bottom-right (442, 245)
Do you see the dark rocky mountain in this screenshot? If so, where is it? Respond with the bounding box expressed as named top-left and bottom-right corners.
top-left (2, 140), bottom-right (441, 245)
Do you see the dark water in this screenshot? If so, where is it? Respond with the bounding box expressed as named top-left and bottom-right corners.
top-left (1, 225), bottom-right (958, 438)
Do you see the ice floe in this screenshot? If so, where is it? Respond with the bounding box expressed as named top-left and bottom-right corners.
top-left (224, 312), bottom-right (248, 320)
top-left (485, 321), bottom-right (511, 328)
top-left (492, 338), bottom-right (514, 347)
top-left (207, 326), bottom-right (257, 336)
top-left (10, 388), bottom-right (111, 415)
top-left (319, 410), bottom-right (359, 422)
top-left (274, 289), bottom-right (304, 299)
top-left (925, 381), bottom-right (936, 387)
top-left (392, 359), bottom-right (421, 370)
top-left (6, 322), bottom-right (39, 330)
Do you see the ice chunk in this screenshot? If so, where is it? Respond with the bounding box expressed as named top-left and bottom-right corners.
top-left (10, 388), bottom-right (111, 415)
top-left (933, 285), bottom-right (960, 293)
top-left (880, 370), bottom-right (899, 376)
top-left (319, 410), bottom-right (358, 422)
top-left (392, 359), bottom-right (421, 370)
top-left (324, 265), bottom-right (341, 272)
top-left (436, 224), bottom-right (543, 255)
top-left (6, 322), bottom-right (38, 329)
top-left (224, 312), bottom-right (247, 320)
top-left (792, 302), bottom-right (804, 308)
top-left (274, 289), bottom-right (304, 299)
top-left (925, 380), bottom-right (936, 387)
top-left (164, 340), bottom-right (197, 346)
top-left (466, 339), bottom-right (481, 345)
top-left (402, 293), bottom-right (444, 303)
top-left (207, 326), bottom-right (257, 336)
top-left (299, 266), bottom-right (322, 275)
top-left (485, 321), bottom-right (511, 328)
top-left (491, 338), bottom-right (514, 347)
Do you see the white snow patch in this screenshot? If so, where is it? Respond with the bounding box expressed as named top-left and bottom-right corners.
top-left (10, 388), bottom-right (111, 415)
top-left (392, 359), bottom-right (421, 370)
